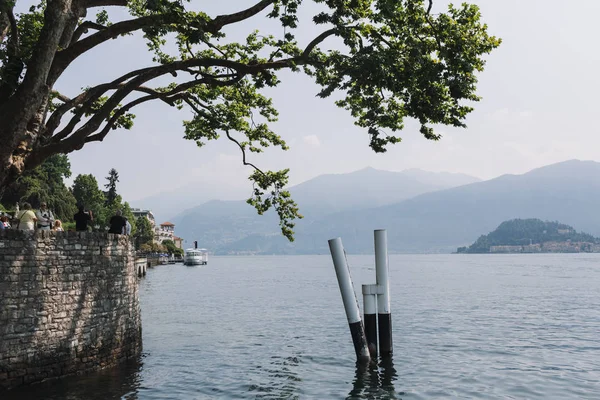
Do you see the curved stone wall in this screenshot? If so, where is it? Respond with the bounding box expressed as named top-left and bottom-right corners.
top-left (0, 230), bottom-right (142, 389)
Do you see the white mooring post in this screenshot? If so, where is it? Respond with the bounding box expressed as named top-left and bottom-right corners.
top-left (362, 284), bottom-right (378, 358)
top-left (374, 229), bottom-right (393, 357)
top-left (328, 238), bottom-right (371, 363)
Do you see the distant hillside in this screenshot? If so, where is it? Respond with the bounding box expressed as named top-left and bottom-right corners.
top-left (131, 182), bottom-right (248, 224)
top-left (289, 159), bottom-right (600, 254)
top-left (206, 159), bottom-right (600, 254)
top-left (401, 169), bottom-right (481, 188)
top-left (171, 167), bottom-right (480, 249)
top-left (288, 167), bottom-right (480, 216)
top-left (457, 219), bottom-right (599, 253)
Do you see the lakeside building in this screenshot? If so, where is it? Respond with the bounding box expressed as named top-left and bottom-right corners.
top-left (173, 236), bottom-right (184, 249)
top-left (155, 221), bottom-right (175, 243)
top-left (490, 244), bottom-right (542, 253)
top-left (131, 208), bottom-right (156, 228)
top-left (132, 209), bottom-right (185, 246)
top-left (490, 242), bottom-right (600, 253)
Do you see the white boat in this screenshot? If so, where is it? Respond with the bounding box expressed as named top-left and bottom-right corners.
top-left (184, 248), bottom-right (208, 266)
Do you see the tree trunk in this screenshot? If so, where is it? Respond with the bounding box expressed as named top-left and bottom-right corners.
top-left (0, 0), bottom-right (78, 198)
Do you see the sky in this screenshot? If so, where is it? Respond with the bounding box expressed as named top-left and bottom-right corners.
top-left (33, 0), bottom-right (600, 202)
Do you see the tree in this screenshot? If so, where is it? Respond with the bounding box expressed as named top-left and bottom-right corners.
top-left (139, 241), bottom-right (166, 253)
top-left (104, 168), bottom-right (119, 206)
top-left (71, 173), bottom-right (104, 214)
top-left (162, 239), bottom-right (183, 256)
top-left (1, 154), bottom-right (77, 220)
top-left (134, 215), bottom-right (154, 249)
top-left (0, 0), bottom-right (500, 239)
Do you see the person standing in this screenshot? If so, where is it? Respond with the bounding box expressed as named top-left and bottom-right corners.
top-left (35, 202), bottom-right (54, 230)
top-left (123, 217), bottom-right (132, 235)
top-left (15, 203), bottom-right (37, 230)
top-left (109, 210), bottom-right (127, 234)
top-left (74, 205), bottom-right (93, 232)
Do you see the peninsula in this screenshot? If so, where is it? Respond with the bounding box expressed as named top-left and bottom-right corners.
top-left (457, 219), bottom-right (600, 254)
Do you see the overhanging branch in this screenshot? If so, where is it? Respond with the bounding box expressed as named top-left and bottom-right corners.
top-left (84, 0), bottom-right (127, 8)
top-left (69, 21), bottom-right (107, 45)
top-left (46, 23), bottom-right (341, 142)
top-left (51, 0), bottom-right (278, 85)
top-left (206, 0), bottom-right (276, 34)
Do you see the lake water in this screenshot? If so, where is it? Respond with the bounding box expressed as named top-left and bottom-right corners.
top-left (5, 254), bottom-right (600, 399)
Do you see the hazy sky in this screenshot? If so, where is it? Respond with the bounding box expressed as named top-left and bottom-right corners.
top-left (39, 0), bottom-right (600, 201)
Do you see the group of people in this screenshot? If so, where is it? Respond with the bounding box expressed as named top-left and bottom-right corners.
top-left (0, 202), bottom-right (131, 235)
top-left (73, 205), bottom-right (130, 234)
top-left (0, 202), bottom-right (63, 231)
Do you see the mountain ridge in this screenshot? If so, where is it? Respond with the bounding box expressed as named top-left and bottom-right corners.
top-left (169, 167), bottom-right (482, 249)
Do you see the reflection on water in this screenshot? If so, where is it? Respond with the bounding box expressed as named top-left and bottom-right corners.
top-left (348, 357), bottom-right (401, 400)
top-left (1, 356), bottom-right (143, 400)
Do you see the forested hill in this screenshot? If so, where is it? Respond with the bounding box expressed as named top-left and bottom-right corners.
top-left (457, 219), bottom-right (599, 253)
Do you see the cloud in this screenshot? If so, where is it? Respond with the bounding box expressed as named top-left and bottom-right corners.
top-left (302, 134), bottom-right (321, 147)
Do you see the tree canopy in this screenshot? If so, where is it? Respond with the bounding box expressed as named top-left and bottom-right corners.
top-left (104, 168), bottom-right (119, 206)
top-left (0, 0), bottom-right (500, 239)
top-left (72, 173), bottom-right (105, 212)
top-left (0, 154), bottom-right (77, 220)
top-left (134, 215), bottom-right (155, 248)
top-left (71, 167), bottom-right (137, 232)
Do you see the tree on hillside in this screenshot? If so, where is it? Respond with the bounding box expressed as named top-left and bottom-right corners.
top-left (1, 154), bottom-right (77, 220)
top-left (0, 0), bottom-right (500, 239)
top-left (71, 173), bottom-right (105, 214)
top-left (104, 168), bottom-right (119, 206)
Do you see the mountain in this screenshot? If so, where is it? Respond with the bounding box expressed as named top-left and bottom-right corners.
top-left (285, 167), bottom-right (480, 216)
top-left (285, 159), bottom-right (600, 254)
top-left (400, 169), bottom-right (480, 188)
top-left (130, 182), bottom-right (248, 224)
top-left (170, 167), bottom-right (481, 250)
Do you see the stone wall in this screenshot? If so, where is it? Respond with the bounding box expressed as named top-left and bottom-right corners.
top-left (0, 230), bottom-right (142, 389)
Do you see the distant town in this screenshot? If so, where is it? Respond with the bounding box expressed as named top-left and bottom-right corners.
top-left (131, 208), bottom-right (184, 249)
top-left (457, 219), bottom-right (600, 254)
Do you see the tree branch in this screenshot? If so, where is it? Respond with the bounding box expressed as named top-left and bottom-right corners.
top-left (49, 13), bottom-right (180, 84)
top-left (84, 0), bottom-right (127, 8)
top-left (51, 90), bottom-right (71, 103)
top-left (85, 94), bottom-right (155, 143)
top-left (424, 1), bottom-right (443, 51)
top-left (51, 73), bottom-right (241, 149)
top-left (0, 2), bottom-right (22, 103)
top-left (51, 0), bottom-right (277, 84)
top-left (206, 0), bottom-right (276, 34)
top-left (46, 24), bottom-right (342, 142)
top-left (69, 20), bottom-right (107, 45)
top-left (225, 129), bottom-right (264, 175)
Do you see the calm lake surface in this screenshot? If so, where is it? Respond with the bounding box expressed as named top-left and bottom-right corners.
top-left (6, 254), bottom-right (600, 399)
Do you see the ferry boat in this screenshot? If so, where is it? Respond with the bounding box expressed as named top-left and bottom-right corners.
top-left (184, 248), bottom-right (208, 266)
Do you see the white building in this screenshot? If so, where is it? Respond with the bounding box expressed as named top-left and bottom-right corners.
top-left (131, 208), bottom-right (156, 228)
top-left (155, 221), bottom-right (175, 244)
